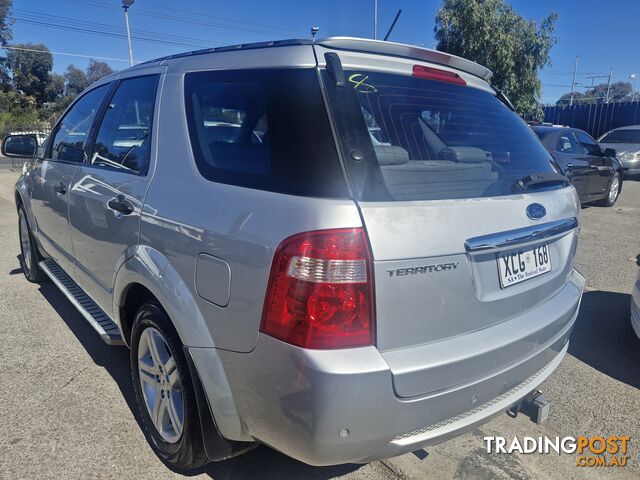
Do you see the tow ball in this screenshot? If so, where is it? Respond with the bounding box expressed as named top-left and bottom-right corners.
top-left (506, 390), bottom-right (550, 425)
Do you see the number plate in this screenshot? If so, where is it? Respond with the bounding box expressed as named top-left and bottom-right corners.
top-left (497, 244), bottom-right (551, 289)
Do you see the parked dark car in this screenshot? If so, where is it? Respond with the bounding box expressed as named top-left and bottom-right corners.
top-left (532, 126), bottom-right (623, 206)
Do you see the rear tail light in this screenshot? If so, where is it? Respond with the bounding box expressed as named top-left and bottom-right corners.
top-left (261, 228), bottom-right (374, 349)
top-left (412, 64), bottom-right (467, 86)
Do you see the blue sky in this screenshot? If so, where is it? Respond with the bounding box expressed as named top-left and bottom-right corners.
top-left (7, 0), bottom-right (640, 103)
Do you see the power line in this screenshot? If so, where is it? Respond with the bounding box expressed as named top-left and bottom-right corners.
top-left (2, 45), bottom-right (130, 63)
top-left (14, 9), bottom-right (220, 48)
top-left (13, 18), bottom-right (217, 49)
top-left (66, 0), bottom-right (305, 37)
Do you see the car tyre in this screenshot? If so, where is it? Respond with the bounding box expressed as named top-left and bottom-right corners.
top-left (18, 206), bottom-right (45, 283)
top-left (596, 172), bottom-right (621, 207)
top-left (130, 301), bottom-right (208, 471)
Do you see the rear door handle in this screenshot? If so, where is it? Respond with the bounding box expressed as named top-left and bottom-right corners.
top-left (107, 195), bottom-right (134, 215)
top-left (53, 182), bottom-right (66, 195)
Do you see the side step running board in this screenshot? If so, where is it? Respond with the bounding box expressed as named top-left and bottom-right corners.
top-left (39, 259), bottom-right (124, 346)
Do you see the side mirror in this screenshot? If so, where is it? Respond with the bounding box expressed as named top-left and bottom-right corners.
top-left (603, 148), bottom-right (616, 158)
top-left (2, 134), bottom-right (38, 158)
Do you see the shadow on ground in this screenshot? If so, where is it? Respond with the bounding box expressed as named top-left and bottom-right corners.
top-left (33, 270), bottom-right (362, 479)
top-left (569, 290), bottom-right (640, 389)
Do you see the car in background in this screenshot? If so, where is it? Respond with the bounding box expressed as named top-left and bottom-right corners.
top-left (598, 125), bottom-right (640, 175)
top-left (532, 126), bottom-right (623, 206)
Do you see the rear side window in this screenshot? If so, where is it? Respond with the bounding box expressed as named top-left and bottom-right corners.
top-left (91, 75), bottom-right (158, 175)
top-left (50, 85), bottom-right (109, 162)
top-left (184, 69), bottom-right (349, 198)
top-left (323, 69), bottom-right (556, 201)
top-left (556, 132), bottom-right (581, 154)
top-left (599, 129), bottom-right (640, 144)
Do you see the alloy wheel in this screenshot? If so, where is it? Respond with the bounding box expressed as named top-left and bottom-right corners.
top-left (137, 327), bottom-right (184, 443)
top-left (609, 175), bottom-right (620, 203)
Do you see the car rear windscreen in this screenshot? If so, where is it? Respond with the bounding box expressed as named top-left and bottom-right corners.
top-left (599, 129), bottom-right (640, 144)
top-left (323, 69), bottom-right (558, 201)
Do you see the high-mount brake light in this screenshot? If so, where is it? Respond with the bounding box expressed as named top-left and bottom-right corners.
top-left (412, 64), bottom-right (467, 86)
top-left (261, 228), bottom-right (374, 349)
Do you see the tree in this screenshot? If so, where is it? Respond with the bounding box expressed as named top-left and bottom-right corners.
top-left (46, 73), bottom-right (64, 103)
top-left (434, 0), bottom-right (557, 115)
top-left (86, 59), bottom-right (114, 84)
top-left (0, 0), bottom-right (13, 46)
top-left (0, 0), bottom-right (13, 89)
top-left (6, 42), bottom-right (52, 105)
top-left (556, 81), bottom-right (633, 106)
top-left (64, 64), bottom-right (89, 97)
top-left (0, 90), bottom-right (38, 135)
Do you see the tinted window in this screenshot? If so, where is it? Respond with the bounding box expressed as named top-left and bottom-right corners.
top-left (324, 70), bottom-right (556, 201)
top-left (556, 132), bottom-right (581, 154)
top-left (51, 85), bottom-right (109, 162)
top-left (576, 131), bottom-right (601, 156)
top-left (90, 76), bottom-right (158, 174)
top-left (185, 69), bottom-right (348, 198)
top-left (599, 129), bottom-right (640, 144)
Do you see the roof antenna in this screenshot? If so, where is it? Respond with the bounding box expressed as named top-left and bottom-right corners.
top-left (311, 26), bottom-right (319, 43)
top-left (383, 9), bottom-right (402, 41)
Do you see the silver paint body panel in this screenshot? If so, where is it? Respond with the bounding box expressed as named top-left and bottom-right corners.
top-left (15, 39), bottom-right (584, 465)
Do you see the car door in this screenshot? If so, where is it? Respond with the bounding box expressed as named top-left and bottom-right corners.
top-left (29, 84), bottom-right (110, 274)
top-left (575, 130), bottom-right (612, 197)
top-left (552, 130), bottom-right (591, 199)
top-left (68, 75), bottom-right (160, 314)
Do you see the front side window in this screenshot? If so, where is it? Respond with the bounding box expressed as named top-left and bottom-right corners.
top-left (556, 132), bottom-right (581, 154)
top-left (51, 85), bottom-right (109, 162)
top-left (90, 75), bottom-right (158, 174)
top-left (324, 69), bottom-right (557, 201)
top-left (576, 131), bottom-right (601, 156)
top-left (184, 68), bottom-right (349, 198)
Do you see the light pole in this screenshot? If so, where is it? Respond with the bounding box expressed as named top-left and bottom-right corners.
top-left (122, 0), bottom-right (135, 66)
top-left (374, 0), bottom-right (378, 40)
top-left (631, 74), bottom-right (637, 101)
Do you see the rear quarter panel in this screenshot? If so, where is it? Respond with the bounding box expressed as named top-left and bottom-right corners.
top-left (137, 70), bottom-right (362, 352)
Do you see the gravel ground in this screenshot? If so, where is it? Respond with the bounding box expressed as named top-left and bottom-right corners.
top-left (0, 161), bottom-right (638, 480)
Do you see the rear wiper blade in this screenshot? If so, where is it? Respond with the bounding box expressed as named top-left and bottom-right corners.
top-left (513, 172), bottom-right (570, 191)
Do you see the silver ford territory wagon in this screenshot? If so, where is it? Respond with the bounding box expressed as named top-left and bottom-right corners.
top-left (6, 37), bottom-right (585, 469)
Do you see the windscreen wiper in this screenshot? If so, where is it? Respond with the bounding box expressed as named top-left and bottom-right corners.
top-left (513, 172), bottom-right (570, 191)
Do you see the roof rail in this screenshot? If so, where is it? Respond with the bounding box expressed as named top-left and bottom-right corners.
top-left (135, 36), bottom-right (493, 82)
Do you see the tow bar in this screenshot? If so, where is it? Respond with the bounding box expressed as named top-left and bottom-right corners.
top-left (506, 390), bottom-right (550, 424)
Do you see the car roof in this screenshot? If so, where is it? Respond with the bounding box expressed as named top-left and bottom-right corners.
top-left (604, 125), bottom-right (640, 132)
top-left (130, 36), bottom-right (493, 82)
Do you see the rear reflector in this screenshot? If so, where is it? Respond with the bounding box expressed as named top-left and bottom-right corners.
top-left (412, 64), bottom-right (467, 86)
top-left (261, 228), bottom-right (374, 349)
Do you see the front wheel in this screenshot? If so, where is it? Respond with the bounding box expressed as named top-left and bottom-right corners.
top-left (18, 207), bottom-right (45, 283)
top-left (597, 172), bottom-right (621, 207)
top-left (130, 302), bottom-right (207, 471)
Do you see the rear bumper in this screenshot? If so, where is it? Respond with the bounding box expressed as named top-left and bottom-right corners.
top-left (217, 269), bottom-right (584, 466)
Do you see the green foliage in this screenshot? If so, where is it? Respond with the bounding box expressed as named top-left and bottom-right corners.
top-left (0, 0), bottom-right (13, 46)
top-left (6, 43), bottom-right (53, 105)
top-left (63, 64), bottom-right (89, 97)
top-left (86, 59), bottom-right (114, 84)
top-left (556, 81), bottom-right (634, 106)
top-left (434, 0), bottom-right (557, 115)
top-left (0, 89), bottom-right (38, 136)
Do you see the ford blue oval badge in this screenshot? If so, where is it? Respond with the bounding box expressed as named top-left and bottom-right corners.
top-left (526, 203), bottom-right (546, 220)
